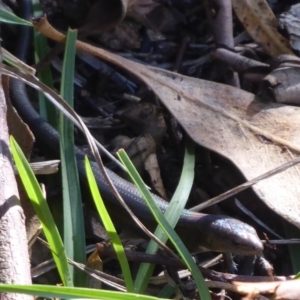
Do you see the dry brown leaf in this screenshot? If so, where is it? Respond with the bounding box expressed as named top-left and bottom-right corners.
top-left (111, 134), bottom-right (167, 198)
top-left (137, 68), bottom-right (300, 229)
top-left (275, 280), bottom-right (300, 300)
top-left (110, 134), bottom-right (155, 173)
top-left (144, 151), bottom-right (167, 200)
top-left (279, 4), bottom-right (300, 54)
top-left (260, 58), bottom-right (300, 105)
top-left (86, 250), bottom-right (103, 289)
top-left (233, 280), bottom-right (300, 299)
top-left (232, 0), bottom-right (294, 57)
top-left (35, 17), bottom-right (300, 229)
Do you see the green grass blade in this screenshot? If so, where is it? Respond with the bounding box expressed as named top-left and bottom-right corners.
top-left (0, 8), bottom-right (32, 26)
top-left (85, 157), bottom-right (134, 291)
top-left (157, 284), bottom-right (176, 298)
top-left (2, 48), bottom-right (36, 75)
top-left (117, 149), bottom-right (211, 300)
top-left (34, 29), bottom-right (57, 123)
top-left (0, 284), bottom-right (166, 300)
top-left (32, 0), bottom-right (57, 125)
top-left (59, 28), bottom-right (86, 286)
top-left (134, 139), bottom-right (196, 292)
top-left (282, 220), bottom-right (300, 275)
top-left (10, 136), bottom-right (72, 286)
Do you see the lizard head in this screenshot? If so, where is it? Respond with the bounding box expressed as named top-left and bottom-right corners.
top-left (185, 214), bottom-right (263, 255)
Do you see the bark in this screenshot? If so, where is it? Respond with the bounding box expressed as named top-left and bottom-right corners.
top-left (0, 46), bottom-right (32, 299)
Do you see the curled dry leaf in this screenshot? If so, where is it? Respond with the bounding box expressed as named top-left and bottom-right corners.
top-left (144, 148), bottom-right (167, 200)
top-left (86, 249), bottom-right (103, 289)
top-left (260, 55), bottom-right (300, 105)
top-left (279, 4), bottom-right (300, 54)
top-left (110, 134), bottom-right (156, 174)
top-left (232, 0), bottom-right (294, 57)
top-left (34, 16), bottom-right (300, 230)
top-left (233, 280), bottom-right (300, 299)
top-left (261, 65), bottom-right (300, 104)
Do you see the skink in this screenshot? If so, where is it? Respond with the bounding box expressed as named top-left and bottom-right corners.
top-left (10, 0), bottom-right (263, 256)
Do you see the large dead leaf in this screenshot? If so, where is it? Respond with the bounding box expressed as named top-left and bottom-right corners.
top-left (140, 69), bottom-right (300, 228)
top-left (232, 0), bottom-right (293, 57)
top-left (35, 17), bottom-right (300, 229)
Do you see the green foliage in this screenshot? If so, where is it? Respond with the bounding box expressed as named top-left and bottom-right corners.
top-left (59, 28), bottom-right (86, 286)
top-left (85, 157), bottom-right (134, 291)
top-left (10, 137), bottom-right (73, 286)
top-left (134, 139), bottom-right (196, 292)
top-left (117, 149), bottom-right (211, 300)
top-left (0, 8), bottom-right (32, 26)
top-left (0, 284), bottom-right (167, 299)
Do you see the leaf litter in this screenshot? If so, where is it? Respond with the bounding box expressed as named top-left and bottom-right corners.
top-left (34, 15), bottom-right (300, 231)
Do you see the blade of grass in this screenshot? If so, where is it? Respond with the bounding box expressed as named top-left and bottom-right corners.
top-left (0, 284), bottom-right (166, 300)
top-left (85, 157), bottom-right (134, 292)
top-left (10, 136), bottom-right (72, 286)
top-left (59, 28), bottom-right (86, 286)
top-left (0, 8), bottom-right (32, 26)
top-left (117, 149), bottom-right (211, 300)
top-left (282, 220), bottom-right (300, 275)
top-left (2, 48), bottom-right (36, 75)
top-left (157, 284), bottom-right (176, 298)
top-left (134, 138), bottom-right (195, 292)
top-left (31, 0), bottom-right (57, 124)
